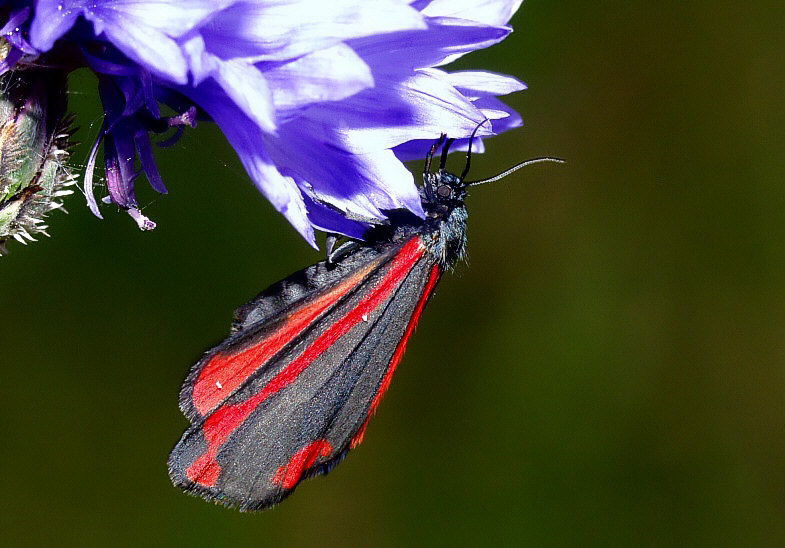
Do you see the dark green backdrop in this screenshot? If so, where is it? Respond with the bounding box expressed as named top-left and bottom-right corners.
top-left (3, 2), bottom-right (785, 545)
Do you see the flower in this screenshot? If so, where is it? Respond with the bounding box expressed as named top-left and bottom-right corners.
top-left (1, 0), bottom-right (525, 247)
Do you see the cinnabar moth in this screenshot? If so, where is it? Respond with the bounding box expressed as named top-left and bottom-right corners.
top-left (168, 129), bottom-right (561, 510)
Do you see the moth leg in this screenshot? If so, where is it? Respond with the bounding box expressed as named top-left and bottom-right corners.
top-left (327, 239), bottom-right (360, 265)
top-left (326, 234), bottom-right (339, 261)
top-left (309, 193), bottom-right (389, 226)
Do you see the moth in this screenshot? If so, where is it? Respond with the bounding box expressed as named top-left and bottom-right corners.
top-left (168, 129), bottom-right (560, 510)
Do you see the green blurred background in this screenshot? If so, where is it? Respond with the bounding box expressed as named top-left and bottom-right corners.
top-left (3, 1), bottom-right (785, 545)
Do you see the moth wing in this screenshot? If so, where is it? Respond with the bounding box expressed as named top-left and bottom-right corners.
top-left (179, 244), bottom-right (396, 422)
top-left (169, 236), bottom-right (442, 510)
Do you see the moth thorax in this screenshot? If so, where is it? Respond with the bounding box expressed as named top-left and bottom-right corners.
top-left (431, 206), bottom-right (468, 267)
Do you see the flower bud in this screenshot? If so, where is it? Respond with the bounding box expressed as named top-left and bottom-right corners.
top-left (0, 40), bottom-right (74, 254)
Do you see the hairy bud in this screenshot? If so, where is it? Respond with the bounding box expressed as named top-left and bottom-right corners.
top-left (0, 40), bottom-right (74, 254)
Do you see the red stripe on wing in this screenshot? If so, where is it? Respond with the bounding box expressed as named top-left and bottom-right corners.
top-left (351, 263), bottom-right (442, 449)
top-left (192, 260), bottom-right (380, 416)
top-left (272, 440), bottom-right (333, 490)
top-left (186, 237), bottom-right (426, 487)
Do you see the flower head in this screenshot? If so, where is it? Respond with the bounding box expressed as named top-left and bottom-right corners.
top-left (2, 0), bottom-right (525, 247)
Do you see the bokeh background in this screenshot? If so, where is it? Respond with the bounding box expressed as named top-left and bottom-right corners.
top-left (3, 1), bottom-right (785, 545)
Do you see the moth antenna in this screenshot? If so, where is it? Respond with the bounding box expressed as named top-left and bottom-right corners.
top-left (465, 157), bottom-right (565, 187)
top-left (424, 133), bottom-right (447, 176)
top-left (460, 119), bottom-right (492, 182)
top-left (439, 138), bottom-right (455, 170)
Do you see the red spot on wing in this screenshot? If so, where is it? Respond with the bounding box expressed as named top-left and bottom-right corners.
top-left (272, 440), bottom-right (333, 489)
top-left (187, 458), bottom-right (221, 488)
top-left (351, 263), bottom-right (442, 449)
top-left (192, 260), bottom-right (380, 416)
top-left (185, 238), bottom-right (426, 487)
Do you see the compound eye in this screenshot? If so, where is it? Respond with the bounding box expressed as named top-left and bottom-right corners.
top-left (436, 184), bottom-right (453, 199)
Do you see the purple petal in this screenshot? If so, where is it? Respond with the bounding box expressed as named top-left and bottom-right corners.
top-left (179, 34), bottom-right (218, 84)
top-left (212, 59), bottom-right (276, 133)
top-left (5, 33), bottom-right (37, 55)
top-left (393, 134), bottom-right (486, 162)
top-left (444, 70), bottom-right (526, 97)
top-left (394, 98), bottom-right (521, 163)
top-left (29, 1), bottom-right (81, 51)
top-left (350, 16), bottom-right (511, 73)
top-left (263, 44), bottom-right (373, 115)
top-left (134, 130), bottom-right (167, 194)
top-left (116, 77), bottom-right (146, 118)
top-left (34, 0), bottom-right (230, 83)
top-left (420, 0), bottom-right (522, 26)
top-left (301, 70), bottom-right (490, 154)
top-left (96, 15), bottom-right (189, 84)
top-left (302, 194), bottom-right (373, 240)
top-left (475, 95), bottom-right (523, 132)
top-left (0, 48), bottom-right (23, 76)
top-left (82, 49), bottom-right (140, 76)
top-left (1, 5), bottom-right (38, 54)
top-left (181, 35), bottom-right (275, 132)
top-left (1, 7), bottom-right (31, 36)
top-left (264, 122), bottom-right (424, 220)
top-left (98, 75), bottom-right (143, 129)
top-left (201, 0), bottom-right (425, 61)
top-left (139, 70), bottom-right (160, 118)
top-left (104, 129), bottom-right (137, 208)
top-left (95, 0), bottom-right (233, 37)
